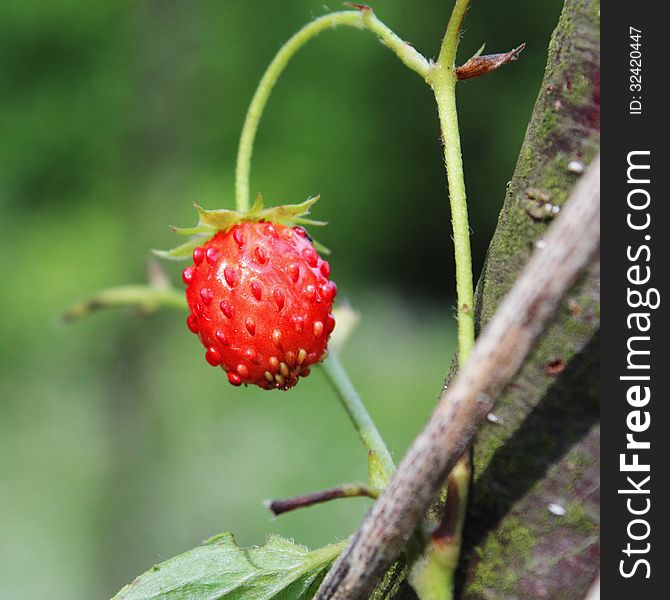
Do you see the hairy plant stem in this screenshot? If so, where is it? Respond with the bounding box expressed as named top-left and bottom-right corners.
top-left (410, 1), bottom-right (475, 598)
top-left (431, 0), bottom-right (475, 362)
top-left (321, 354), bottom-right (395, 488)
top-left (437, 0), bottom-right (471, 71)
top-left (234, 9), bottom-right (430, 213)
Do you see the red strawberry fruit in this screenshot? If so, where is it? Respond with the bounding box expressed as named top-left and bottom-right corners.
top-left (182, 220), bottom-right (336, 389)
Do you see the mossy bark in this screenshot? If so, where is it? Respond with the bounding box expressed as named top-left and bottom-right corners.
top-left (458, 1), bottom-right (600, 598)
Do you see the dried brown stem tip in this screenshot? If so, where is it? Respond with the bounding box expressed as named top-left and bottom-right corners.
top-left (455, 43), bottom-right (526, 80)
top-left (430, 471), bottom-right (462, 546)
top-left (344, 2), bottom-right (371, 12)
top-left (265, 483), bottom-right (380, 516)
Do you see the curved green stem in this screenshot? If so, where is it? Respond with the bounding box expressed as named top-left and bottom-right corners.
top-left (320, 353), bottom-right (395, 488)
top-left (358, 8), bottom-right (432, 79)
top-left (235, 9), bottom-right (430, 212)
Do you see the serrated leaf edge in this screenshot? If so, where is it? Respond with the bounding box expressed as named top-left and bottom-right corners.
top-left (113, 533), bottom-right (345, 600)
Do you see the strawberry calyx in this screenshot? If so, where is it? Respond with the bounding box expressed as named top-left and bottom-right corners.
top-left (154, 194), bottom-right (328, 260)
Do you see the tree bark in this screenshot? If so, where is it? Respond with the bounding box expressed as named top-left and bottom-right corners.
top-left (459, 0), bottom-right (600, 597)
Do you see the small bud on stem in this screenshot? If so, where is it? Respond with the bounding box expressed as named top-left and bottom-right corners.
top-left (455, 43), bottom-right (526, 80)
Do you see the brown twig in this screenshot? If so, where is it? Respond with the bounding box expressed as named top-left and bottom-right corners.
top-left (316, 156), bottom-right (600, 599)
top-left (265, 484), bottom-right (380, 516)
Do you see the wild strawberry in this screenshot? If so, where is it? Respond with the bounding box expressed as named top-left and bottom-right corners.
top-left (182, 220), bottom-right (336, 389)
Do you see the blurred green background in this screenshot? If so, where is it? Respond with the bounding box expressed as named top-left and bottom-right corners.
top-left (0, 1), bottom-right (562, 597)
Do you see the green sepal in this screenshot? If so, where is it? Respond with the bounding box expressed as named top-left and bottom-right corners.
top-left (193, 203), bottom-right (246, 232)
top-left (156, 194), bottom-right (329, 260)
top-left (293, 217), bottom-right (329, 227)
top-left (170, 225), bottom-right (214, 236)
top-left (152, 235), bottom-right (210, 260)
top-left (311, 238), bottom-right (331, 255)
top-left (194, 194), bottom-right (323, 230)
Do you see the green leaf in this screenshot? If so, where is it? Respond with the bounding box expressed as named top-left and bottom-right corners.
top-left (113, 533), bottom-right (345, 600)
